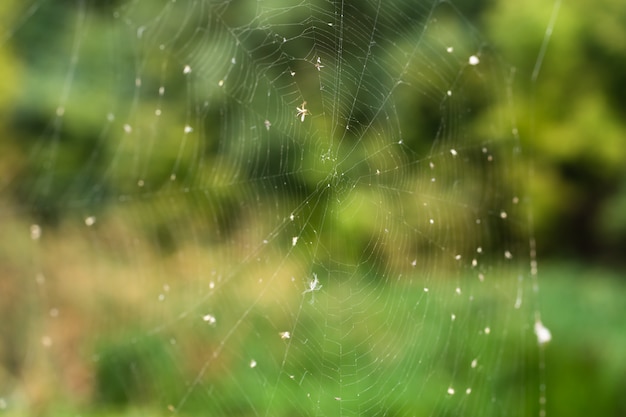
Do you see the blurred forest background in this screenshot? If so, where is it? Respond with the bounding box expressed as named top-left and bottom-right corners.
top-left (1, 0), bottom-right (626, 416)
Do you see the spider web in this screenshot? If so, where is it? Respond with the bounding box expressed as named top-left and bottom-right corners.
top-left (1, 0), bottom-right (549, 415)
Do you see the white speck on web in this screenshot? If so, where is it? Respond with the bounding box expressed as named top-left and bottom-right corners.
top-left (30, 224), bottom-right (42, 240)
top-left (249, 359), bottom-right (257, 368)
top-left (41, 336), bottom-right (52, 347)
top-left (202, 314), bottom-right (216, 325)
top-left (469, 55), bottom-right (480, 65)
top-left (447, 387), bottom-right (455, 395)
top-left (183, 65), bottom-right (192, 74)
top-left (534, 320), bottom-right (552, 345)
top-left (279, 331), bottom-right (290, 340)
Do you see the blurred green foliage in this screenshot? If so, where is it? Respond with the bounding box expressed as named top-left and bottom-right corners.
top-left (2, 0), bottom-right (625, 263)
top-left (486, 0), bottom-right (626, 263)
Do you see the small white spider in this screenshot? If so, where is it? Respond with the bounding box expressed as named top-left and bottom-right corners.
top-left (303, 273), bottom-right (322, 303)
top-left (303, 273), bottom-right (322, 294)
top-left (296, 101), bottom-right (310, 122)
